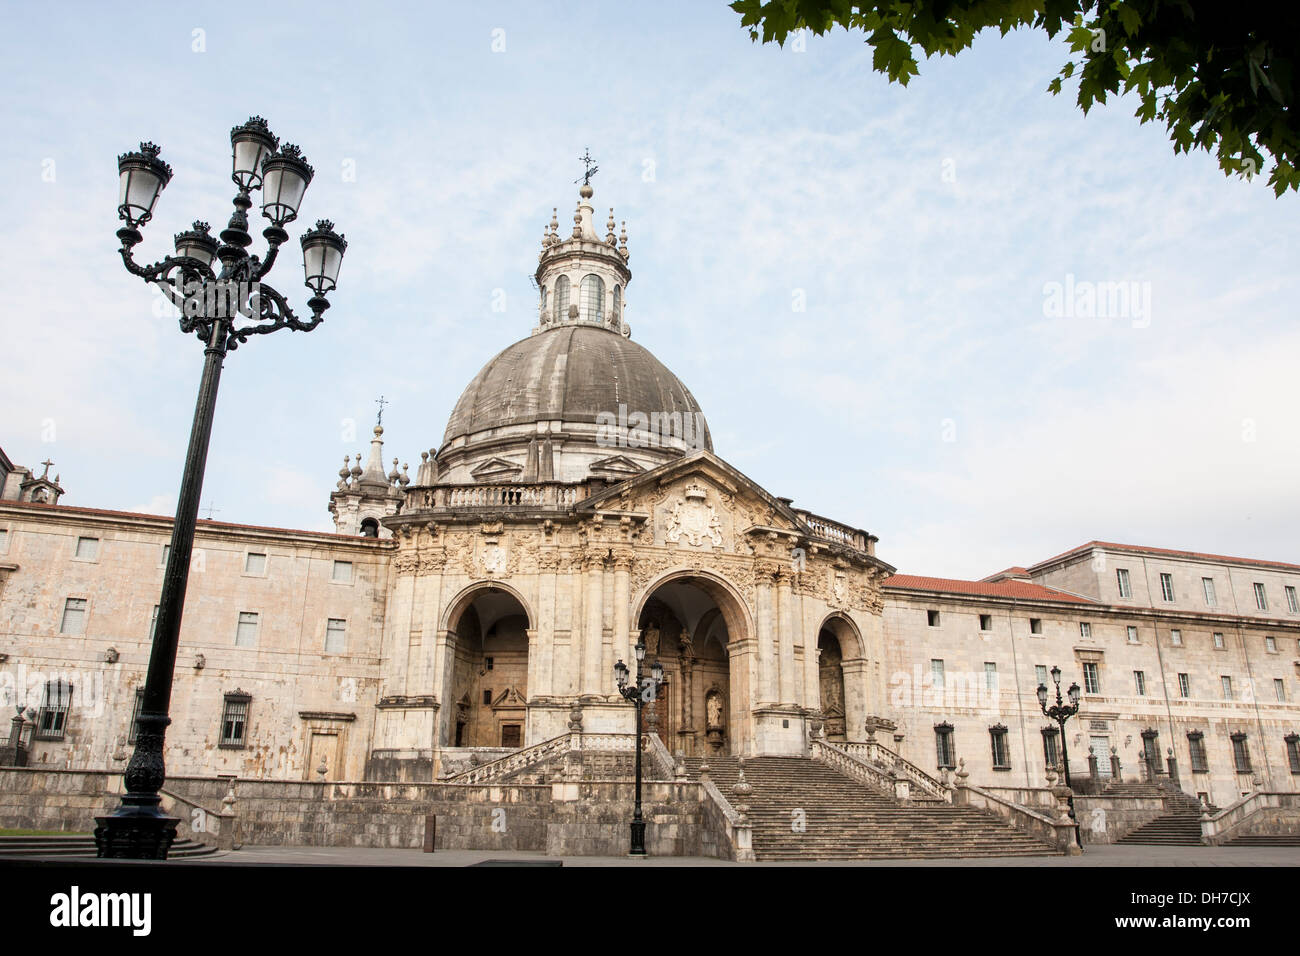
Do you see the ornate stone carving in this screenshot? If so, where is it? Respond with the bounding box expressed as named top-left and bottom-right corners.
top-left (664, 483), bottom-right (723, 549)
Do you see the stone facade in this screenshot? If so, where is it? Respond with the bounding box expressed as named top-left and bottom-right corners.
top-left (1, 182), bottom-right (1297, 818)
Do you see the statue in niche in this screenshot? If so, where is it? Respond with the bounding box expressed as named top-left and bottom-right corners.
top-left (642, 619), bottom-right (662, 657)
top-left (706, 690), bottom-right (724, 730)
top-left (679, 628), bottom-right (694, 658)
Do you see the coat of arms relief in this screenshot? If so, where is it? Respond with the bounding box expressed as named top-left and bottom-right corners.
top-left (664, 482), bottom-right (724, 548)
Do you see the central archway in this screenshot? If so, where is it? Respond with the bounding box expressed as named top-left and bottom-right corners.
top-left (441, 583), bottom-right (533, 749)
top-left (633, 570), bottom-right (752, 757)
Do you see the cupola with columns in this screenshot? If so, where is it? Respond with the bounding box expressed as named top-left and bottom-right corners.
top-left (534, 167), bottom-right (631, 337)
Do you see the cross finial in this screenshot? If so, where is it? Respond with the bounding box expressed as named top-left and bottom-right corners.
top-left (375, 394), bottom-right (389, 426)
top-left (202, 502), bottom-right (220, 520)
top-left (39, 459), bottom-right (54, 479)
top-left (576, 148), bottom-right (598, 186)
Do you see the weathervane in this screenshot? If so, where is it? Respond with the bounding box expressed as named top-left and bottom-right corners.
top-left (576, 148), bottom-right (598, 186)
top-left (375, 394), bottom-right (389, 426)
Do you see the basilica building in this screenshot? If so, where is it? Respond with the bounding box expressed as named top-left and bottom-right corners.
top-left (1, 181), bottom-right (1297, 827)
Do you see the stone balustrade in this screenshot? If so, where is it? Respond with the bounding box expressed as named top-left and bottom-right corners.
top-left (424, 483), bottom-right (583, 512)
top-left (837, 740), bottom-right (951, 801)
top-left (793, 510), bottom-right (872, 553)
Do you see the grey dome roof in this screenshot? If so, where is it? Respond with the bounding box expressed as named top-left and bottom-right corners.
top-left (443, 325), bottom-right (712, 449)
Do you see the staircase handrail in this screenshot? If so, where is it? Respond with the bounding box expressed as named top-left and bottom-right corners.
top-left (1199, 790), bottom-right (1300, 845)
top-left (835, 739), bottom-right (950, 801)
top-left (956, 780), bottom-right (1075, 853)
top-left (645, 733), bottom-right (677, 781)
top-left (444, 733), bottom-right (574, 785)
top-left (811, 739), bottom-right (906, 800)
top-left (698, 773), bottom-right (755, 862)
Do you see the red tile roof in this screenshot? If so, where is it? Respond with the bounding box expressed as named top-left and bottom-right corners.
top-left (883, 574), bottom-right (1096, 604)
top-left (1028, 540), bottom-right (1300, 574)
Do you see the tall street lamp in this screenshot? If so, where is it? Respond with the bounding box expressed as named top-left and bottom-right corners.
top-left (94, 118), bottom-right (346, 859)
top-left (1037, 665), bottom-right (1082, 846)
top-left (614, 641), bottom-right (664, 856)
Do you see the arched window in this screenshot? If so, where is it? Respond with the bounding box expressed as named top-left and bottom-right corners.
top-left (553, 275), bottom-right (570, 321)
top-left (360, 517), bottom-right (379, 538)
top-left (580, 274), bottom-right (605, 324)
top-left (612, 284), bottom-right (621, 321)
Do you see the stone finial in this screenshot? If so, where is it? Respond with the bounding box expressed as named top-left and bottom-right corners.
top-left (572, 200), bottom-right (583, 238)
top-left (222, 784), bottom-right (237, 811)
top-left (350, 455), bottom-right (363, 480)
top-left (337, 456), bottom-right (351, 490)
top-left (955, 758), bottom-right (970, 787)
top-left (388, 458), bottom-right (401, 484)
top-left (698, 762), bottom-right (711, 784)
top-left (567, 701), bottom-right (583, 733)
top-left (674, 750), bottom-right (688, 781)
top-left (732, 756), bottom-right (753, 797)
top-left (618, 220), bottom-right (628, 259)
top-left (316, 758), bottom-right (328, 779)
top-left (399, 463), bottom-right (410, 487)
top-left (606, 207), bottom-right (617, 244)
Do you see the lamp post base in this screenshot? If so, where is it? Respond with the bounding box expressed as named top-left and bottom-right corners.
top-left (93, 812), bottom-right (180, 860)
top-left (629, 820), bottom-right (647, 856)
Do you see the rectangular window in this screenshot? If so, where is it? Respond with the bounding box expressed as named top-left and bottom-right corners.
top-left (1188, 733), bottom-right (1208, 773)
top-left (483, 689), bottom-right (493, 706)
top-left (60, 597), bottom-right (87, 636)
top-left (1275, 678), bottom-right (1287, 703)
top-left (984, 662), bottom-right (998, 695)
top-left (244, 552), bottom-right (267, 575)
top-left (1287, 586), bottom-right (1300, 614)
top-left (1168, 628), bottom-right (1182, 646)
top-left (149, 604), bottom-right (159, 640)
top-left (1126, 626), bottom-right (1139, 644)
top-left (1083, 662), bottom-right (1101, 695)
top-left (1178, 673), bottom-right (1190, 698)
top-left (1265, 635), bottom-right (1277, 652)
top-left (1134, 671), bottom-right (1146, 696)
top-left (1254, 582), bottom-right (1268, 611)
top-left (75, 536), bottom-right (98, 560)
top-left (1202, 577), bottom-right (1217, 606)
top-left (1035, 664), bottom-right (1048, 687)
top-left (1041, 728), bottom-right (1060, 770)
top-left (324, 618), bottom-right (346, 653)
top-left (1116, 568), bottom-right (1132, 598)
top-left (35, 680), bottom-right (73, 740)
top-left (1213, 632), bottom-right (1225, 649)
top-left (128, 688), bottom-right (144, 744)
top-left (1159, 573), bottom-right (1174, 602)
top-left (1029, 618), bottom-right (1043, 635)
top-left (160, 543), bottom-right (171, 568)
top-left (1221, 675), bottom-right (1233, 700)
top-left (1231, 733), bottom-right (1251, 773)
top-left (220, 694), bottom-right (250, 748)
top-left (1079, 622), bottom-right (1092, 639)
top-left (926, 609), bottom-right (940, 627)
top-left (979, 614), bottom-right (992, 632)
top-left (989, 726), bottom-right (1010, 770)
top-left (235, 611), bottom-right (259, 648)
top-left (930, 659), bottom-right (945, 691)
top-left (1287, 735), bottom-right (1300, 774)
top-left (0, 528), bottom-right (8, 552)
top-left (332, 560), bottom-right (353, 583)
top-left (934, 725), bottom-right (955, 770)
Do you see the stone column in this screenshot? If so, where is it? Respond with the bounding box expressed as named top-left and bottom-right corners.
top-left (582, 550), bottom-right (605, 695)
top-left (754, 564), bottom-right (777, 706)
top-left (611, 548), bottom-right (633, 668)
top-left (679, 649), bottom-right (696, 755)
top-left (776, 570), bottom-right (797, 705)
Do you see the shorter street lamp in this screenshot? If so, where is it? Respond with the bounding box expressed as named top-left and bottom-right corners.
top-left (1037, 665), bottom-right (1082, 845)
top-left (615, 641), bottom-right (664, 856)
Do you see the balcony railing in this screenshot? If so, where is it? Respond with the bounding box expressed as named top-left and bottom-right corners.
top-left (407, 482), bottom-right (584, 513)
top-left (793, 509), bottom-right (872, 554)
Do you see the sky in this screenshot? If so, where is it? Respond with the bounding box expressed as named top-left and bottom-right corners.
top-left (1, 1), bottom-right (1296, 579)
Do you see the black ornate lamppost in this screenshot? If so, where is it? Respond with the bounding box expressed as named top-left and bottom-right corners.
top-left (94, 118), bottom-right (346, 859)
top-left (614, 641), bottom-right (665, 856)
top-left (1036, 665), bottom-right (1082, 845)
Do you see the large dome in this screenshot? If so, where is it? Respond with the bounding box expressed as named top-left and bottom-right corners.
top-left (443, 325), bottom-right (712, 448)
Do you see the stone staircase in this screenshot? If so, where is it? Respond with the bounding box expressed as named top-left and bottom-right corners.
top-left (685, 755), bottom-right (1057, 861)
top-left (1224, 833), bottom-right (1300, 847)
top-left (0, 834), bottom-right (220, 859)
top-left (1114, 784), bottom-right (1214, 846)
